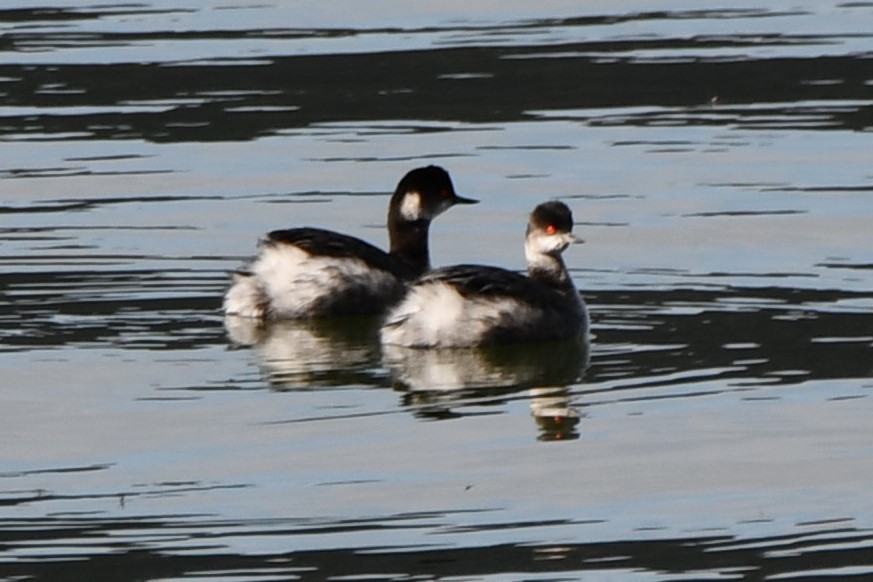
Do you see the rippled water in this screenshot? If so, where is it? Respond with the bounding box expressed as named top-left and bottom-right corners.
top-left (2, 1), bottom-right (873, 580)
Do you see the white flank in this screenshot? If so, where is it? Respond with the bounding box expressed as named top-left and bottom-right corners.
top-left (381, 282), bottom-right (538, 347)
top-left (249, 243), bottom-right (397, 318)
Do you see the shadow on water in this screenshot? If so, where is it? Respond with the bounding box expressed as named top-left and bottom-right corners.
top-left (0, 268), bottom-right (227, 351)
top-left (4, 263), bottom-right (869, 392)
top-left (1, 7), bottom-right (871, 143)
top-left (1, 512), bottom-right (872, 581)
top-left (585, 286), bottom-right (873, 395)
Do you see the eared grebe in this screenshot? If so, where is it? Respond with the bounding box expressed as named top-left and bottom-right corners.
top-left (223, 165), bottom-right (477, 319)
top-left (379, 200), bottom-right (587, 348)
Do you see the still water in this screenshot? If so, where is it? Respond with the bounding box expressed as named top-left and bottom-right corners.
top-left (2, 1), bottom-right (873, 579)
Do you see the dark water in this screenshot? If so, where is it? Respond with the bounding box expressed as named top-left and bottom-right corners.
top-left (2, 2), bottom-right (873, 580)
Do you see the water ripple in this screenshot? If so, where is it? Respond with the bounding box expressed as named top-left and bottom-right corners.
top-left (0, 513), bottom-right (871, 580)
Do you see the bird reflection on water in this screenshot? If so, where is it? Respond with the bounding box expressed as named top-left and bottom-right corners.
top-left (383, 338), bottom-right (589, 440)
top-left (225, 316), bottom-right (589, 440)
top-left (224, 315), bottom-right (383, 388)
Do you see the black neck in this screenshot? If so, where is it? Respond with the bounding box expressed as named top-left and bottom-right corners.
top-left (388, 216), bottom-right (431, 278)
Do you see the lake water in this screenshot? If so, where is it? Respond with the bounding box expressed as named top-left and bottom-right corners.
top-left (2, 1), bottom-right (873, 580)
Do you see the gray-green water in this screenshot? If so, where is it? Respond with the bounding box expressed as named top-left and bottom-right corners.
top-left (2, 2), bottom-right (873, 580)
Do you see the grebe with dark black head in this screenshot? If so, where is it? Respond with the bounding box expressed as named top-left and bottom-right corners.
top-left (223, 165), bottom-right (477, 319)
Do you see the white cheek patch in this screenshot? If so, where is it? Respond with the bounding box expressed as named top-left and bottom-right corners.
top-left (400, 190), bottom-right (423, 220)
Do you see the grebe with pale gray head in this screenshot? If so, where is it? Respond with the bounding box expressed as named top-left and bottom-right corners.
top-left (380, 200), bottom-right (588, 348)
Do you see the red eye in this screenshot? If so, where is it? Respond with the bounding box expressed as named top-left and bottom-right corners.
top-left (440, 189), bottom-right (451, 198)
top-left (545, 224), bottom-right (557, 235)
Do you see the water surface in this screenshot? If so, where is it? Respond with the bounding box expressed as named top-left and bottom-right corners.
top-left (2, 1), bottom-right (873, 580)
